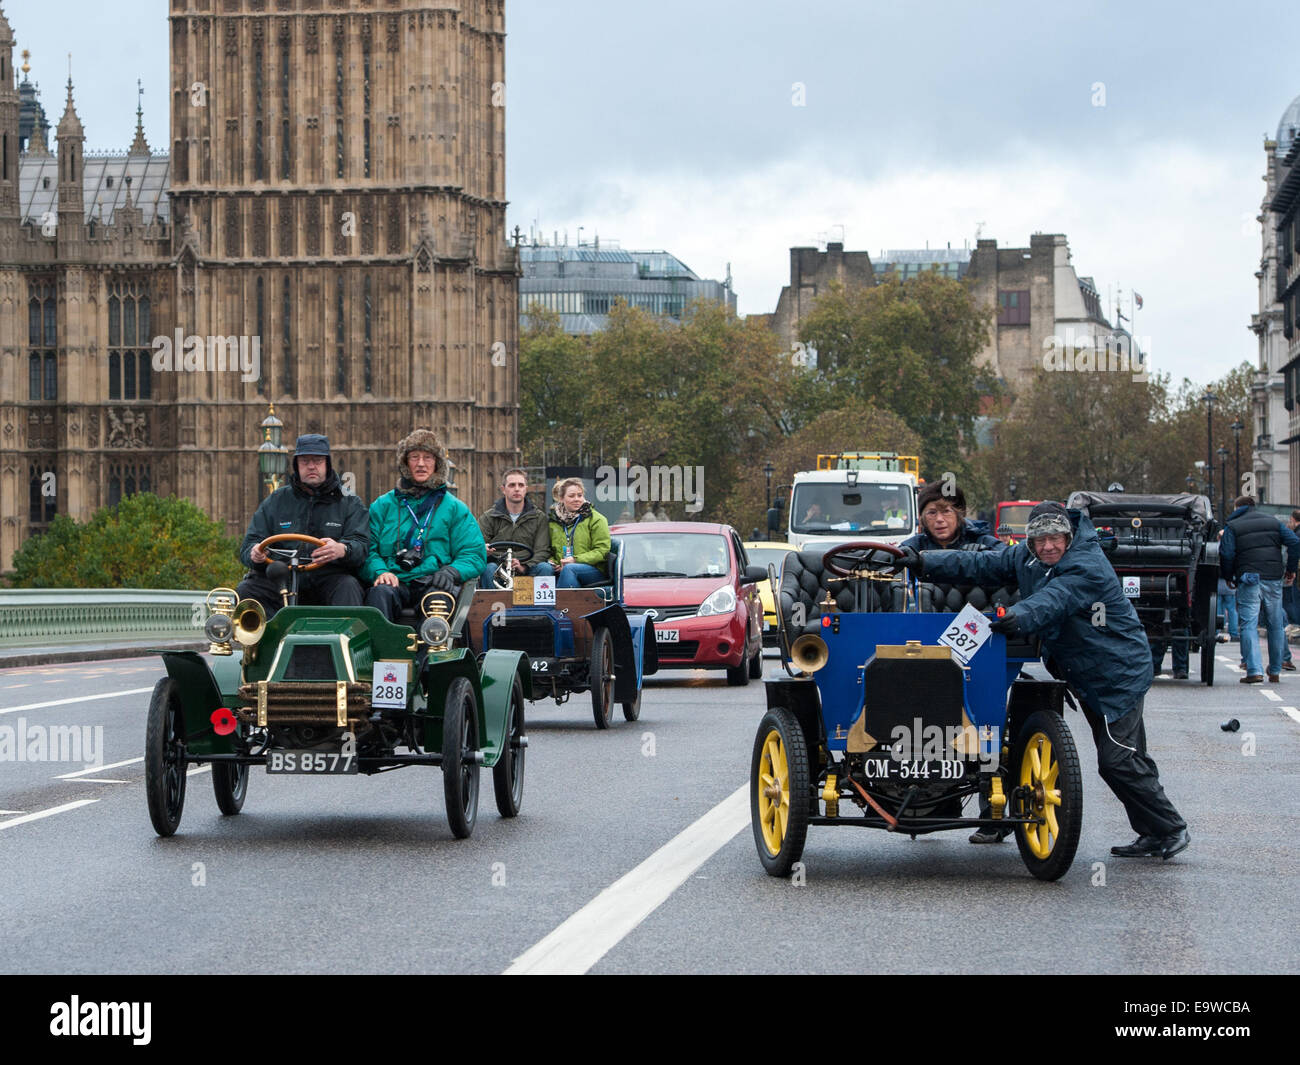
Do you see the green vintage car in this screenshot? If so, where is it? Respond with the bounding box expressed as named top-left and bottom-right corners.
top-left (145, 536), bottom-right (529, 839)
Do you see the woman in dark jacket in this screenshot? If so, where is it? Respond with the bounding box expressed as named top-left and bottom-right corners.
top-left (901, 481), bottom-right (1003, 553)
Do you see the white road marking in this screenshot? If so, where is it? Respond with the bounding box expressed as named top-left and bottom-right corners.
top-left (68, 778), bottom-right (130, 785)
top-left (56, 757), bottom-right (144, 780)
top-left (1261, 690), bottom-right (1282, 702)
top-left (186, 765), bottom-right (212, 777)
top-left (0, 687), bottom-right (153, 716)
top-left (505, 785), bottom-right (749, 975)
top-left (0, 799), bottom-right (99, 831)
top-left (1280, 706), bottom-right (1300, 725)
top-left (0, 810), bottom-right (24, 815)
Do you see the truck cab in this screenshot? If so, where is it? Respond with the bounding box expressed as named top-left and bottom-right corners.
top-left (786, 467), bottom-right (918, 551)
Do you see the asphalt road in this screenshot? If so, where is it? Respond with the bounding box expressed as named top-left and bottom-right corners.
top-left (1, 645), bottom-right (1297, 975)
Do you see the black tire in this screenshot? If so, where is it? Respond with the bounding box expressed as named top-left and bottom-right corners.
top-left (442, 676), bottom-right (480, 839)
top-left (726, 648), bottom-right (752, 687)
top-left (1011, 710), bottom-right (1083, 882)
top-left (590, 627), bottom-right (615, 729)
top-left (747, 643), bottom-right (763, 679)
top-left (750, 706), bottom-right (812, 877)
top-left (1201, 593), bottom-right (1217, 686)
top-left (621, 686), bottom-right (642, 722)
top-left (145, 677), bottom-right (187, 837)
top-left (492, 675), bottom-right (526, 818)
top-left (212, 761), bottom-right (248, 816)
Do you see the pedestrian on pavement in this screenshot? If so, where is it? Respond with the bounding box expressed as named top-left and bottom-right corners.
top-left (1219, 495), bottom-right (1300, 684)
top-left (897, 500), bottom-right (1190, 860)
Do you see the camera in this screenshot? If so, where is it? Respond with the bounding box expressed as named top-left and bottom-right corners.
top-left (395, 543), bottom-right (424, 571)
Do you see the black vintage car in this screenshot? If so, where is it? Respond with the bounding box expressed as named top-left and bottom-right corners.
top-left (1065, 492), bottom-right (1219, 685)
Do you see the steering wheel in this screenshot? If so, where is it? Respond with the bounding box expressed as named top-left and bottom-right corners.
top-left (255, 533), bottom-right (329, 573)
top-left (486, 540), bottom-right (535, 564)
top-left (822, 541), bottom-right (904, 578)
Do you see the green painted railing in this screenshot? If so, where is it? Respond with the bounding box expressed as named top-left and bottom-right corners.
top-left (0, 589), bottom-right (208, 648)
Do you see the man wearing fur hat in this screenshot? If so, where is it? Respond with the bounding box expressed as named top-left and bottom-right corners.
top-left (237, 434), bottom-right (369, 615)
top-left (361, 429), bottom-right (487, 621)
top-left (896, 500), bottom-right (1190, 861)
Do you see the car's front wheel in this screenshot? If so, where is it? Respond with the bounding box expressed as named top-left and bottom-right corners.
top-left (492, 675), bottom-right (526, 818)
top-left (212, 760), bottom-right (248, 816)
top-left (442, 676), bottom-right (480, 839)
top-left (590, 627), bottom-right (615, 729)
top-left (750, 706), bottom-right (811, 877)
top-left (145, 677), bottom-right (187, 837)
top-left (1012, 710), bottom-right (1083, 881)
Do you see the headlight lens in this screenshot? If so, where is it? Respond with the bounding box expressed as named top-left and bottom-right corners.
top-left (204, 614), bottom-right (234, 642)
top-left (698, 586), bottom-right (736, 617)
top-left (420, 615), bottom-right (451, 648)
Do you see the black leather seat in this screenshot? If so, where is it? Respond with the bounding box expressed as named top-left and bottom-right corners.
top-left (779, 550), bottom-right (906, 638)
top-left (920, 582), bottom-right (1021, 613)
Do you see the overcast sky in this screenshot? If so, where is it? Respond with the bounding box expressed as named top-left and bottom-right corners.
top-left (6, 0), bottom-right (1298, 386)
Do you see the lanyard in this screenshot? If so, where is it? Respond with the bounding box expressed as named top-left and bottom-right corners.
top-left (402, 497), bottom-right (436, 547)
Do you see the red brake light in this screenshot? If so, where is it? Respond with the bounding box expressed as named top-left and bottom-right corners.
top-left (995, 606), bottom-right (1006, 618)
top-left (821, 615), bottom-right (831, 628)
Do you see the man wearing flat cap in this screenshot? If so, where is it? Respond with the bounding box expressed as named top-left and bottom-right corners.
top-left (237, 433), bottom-right (369, 615)
top-left (896, 500), bottom-right (1190, 861)
top-left (362, 428), bottom-right (487, 621)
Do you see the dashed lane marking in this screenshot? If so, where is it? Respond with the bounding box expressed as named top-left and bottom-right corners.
top-left (56, 757), bottom-right (144, 780)
top-left (505, 785), bottom-right (749, 975)
top-left (1261, 690), bottom-right (1283, 702)
top-left (1280, 706), bottom-right (1300, 725)
top-left (0, 800), bottom-right (99, 831)
top-left (186, 765), bottom-right (211, 777)
top-left (0, 688), bottom-right (154, 715)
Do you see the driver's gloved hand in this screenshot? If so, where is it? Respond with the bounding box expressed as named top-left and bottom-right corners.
top-left (895, 546), bottom-right (924, 575)
top-left (429, 566), bottom-right (461, 592)
top-left (989, 612), bottom-right (1021, 636)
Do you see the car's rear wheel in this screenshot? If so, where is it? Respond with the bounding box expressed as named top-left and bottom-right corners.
top-left (747, 642), bottom-right (763, 679)
top-left (145, 677), bottom-right (187, 837)
top-left (590, 627), bottom-right (615, 729)
top-left (492, 675), bottom-right (526, 818)
top-left (442, 676), bottom-right (480, 839)
top-left (750, 706), bottom-right (811, 877)
top-left (726, 646), bottom-right (752, 687)
top-left (212, 760), bottom-right (248, 815)
top-left (1012, 710), bottom-right (1082, 881)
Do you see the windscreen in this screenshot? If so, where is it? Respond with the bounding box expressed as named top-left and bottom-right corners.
top-left (997, 504), bottom-right (1033, 535)
top-left (790, 483), bottom-right (913, 535)
top-left (620, 533), bottom-right (732, 578)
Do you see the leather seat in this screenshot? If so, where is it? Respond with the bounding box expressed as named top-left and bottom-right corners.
top-left (779, 550), bottom-right (904, 637)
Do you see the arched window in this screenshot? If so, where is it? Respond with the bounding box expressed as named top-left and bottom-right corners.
top-left (28, 281), bottom-right (56, 401)
top-left (107, 278), bottom-right (153, 400)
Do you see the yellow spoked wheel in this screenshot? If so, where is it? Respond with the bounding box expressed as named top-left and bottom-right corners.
top-left (1012, 710), bottom-right (1083, 881)
top-left (750, 706), bottom-right (811, 877)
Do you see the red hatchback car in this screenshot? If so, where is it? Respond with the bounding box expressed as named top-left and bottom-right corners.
top-left (610, 522), bottom-right (767, 685)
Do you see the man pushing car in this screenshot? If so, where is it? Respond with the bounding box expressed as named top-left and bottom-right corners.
top-left (897, 500), bottom-right (1190, 860)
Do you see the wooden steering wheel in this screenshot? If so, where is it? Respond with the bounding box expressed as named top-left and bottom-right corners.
top-left (255, 533), bottom-right (329, 573)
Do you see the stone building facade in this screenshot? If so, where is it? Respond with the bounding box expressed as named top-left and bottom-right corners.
top-left (0, 0), bottom-right (519, 572)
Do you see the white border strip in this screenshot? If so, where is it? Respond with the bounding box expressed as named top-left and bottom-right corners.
top-left (57, 757), bottom-right (144, 780)
top-left (0, 688), bottom-right (153, 716)
top-left (0, 799), bottom-right (99, 830)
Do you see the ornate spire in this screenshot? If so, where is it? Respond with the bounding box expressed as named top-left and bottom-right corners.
top-left (57, 64), bottom-right (83, 139)
top-left (27, 114), bottom-right (51, 156)
top-left (128, 78), bottom-right (150, 156)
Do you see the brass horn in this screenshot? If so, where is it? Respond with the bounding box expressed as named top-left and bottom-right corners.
top-left (790, 633), bottom-right (829, 674)
top-left (232, 598), bottom-right (267, 646)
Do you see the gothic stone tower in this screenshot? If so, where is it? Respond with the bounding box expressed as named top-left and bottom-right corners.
top-left (168, 0), bottom-right (518, 534)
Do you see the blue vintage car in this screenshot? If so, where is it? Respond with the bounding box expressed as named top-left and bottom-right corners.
top-left (755, 540), bottom-right (1083, 882)
top-left (464, 539), bottom-right (658, 729)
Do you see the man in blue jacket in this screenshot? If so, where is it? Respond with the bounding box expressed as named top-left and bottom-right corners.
top-left (1219, 495), bottom-right (1300, 683)
top-left (898, 501), bottom-right (1189, 860)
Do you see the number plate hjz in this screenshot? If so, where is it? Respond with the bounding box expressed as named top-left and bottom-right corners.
top-left (266, 750), bottom-right (358, 774)
top-left (859, 758), bottom-right (966, 781)
top-left (655, 629), bottom-right (680, 643)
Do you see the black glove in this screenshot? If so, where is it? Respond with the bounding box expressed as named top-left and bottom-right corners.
top-left (893, 546), bottom-right (924, 576)
top-left (989, 612), bottom-right (1020, 636)
top-left (429, 566), bottom-right (461, 592)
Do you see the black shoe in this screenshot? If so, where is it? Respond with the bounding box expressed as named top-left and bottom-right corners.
top-left (1111, 835), bottom-right (1163, 857)
top-left (1172, 670), bottom-right (1189, 680)
top-left (1159, 828), bottom-right (1190, 860)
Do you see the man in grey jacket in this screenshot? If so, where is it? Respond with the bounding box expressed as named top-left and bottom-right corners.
top-left (477, 468), bottom-right (555, 588)
top-left (898, 501), bottom-right (1190, 860)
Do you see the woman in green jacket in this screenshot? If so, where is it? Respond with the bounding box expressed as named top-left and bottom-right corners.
top-left (548, 477), bottom-right (611, 588)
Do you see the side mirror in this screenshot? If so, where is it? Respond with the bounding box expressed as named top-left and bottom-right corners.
top-left (743, 565), bottom-right (768, 584)
top-left (766, 506), bottom-right (780, 534)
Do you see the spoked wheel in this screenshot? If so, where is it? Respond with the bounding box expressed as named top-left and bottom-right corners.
top-left (1201, 593), bottom-right (1217, 686)
top-left (621, 686), bottom-right (642, 722)
top-left (750, 706), bottom-right (811, 877)
top-left (590, 627), bottom-right (615, 729)
top-left (492, 675), bottom-right (526, 818)
top-left (1012, 710), bottom-right (1083, 881)
top-left (442, 676), bottom-right (481, 839)
top-left (145, 677), bottom-right (188, 837)
top-left (212, 760), bottom-right (249, 815)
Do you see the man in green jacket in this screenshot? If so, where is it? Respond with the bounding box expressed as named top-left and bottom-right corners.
top-left (477, 468), bottom-right (555, 588)
top-left (362, 428), bottom-right (487, 621)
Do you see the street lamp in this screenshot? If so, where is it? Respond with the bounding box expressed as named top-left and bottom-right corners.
top-left (257, 404), bottom-right (289, 496)
top-left (1201, 390), bottom-right (1216, 511)
top-left (1217, 445), bottom-right (1229, 519)
top-left (1231, 419), bottom-right (1244, 495)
